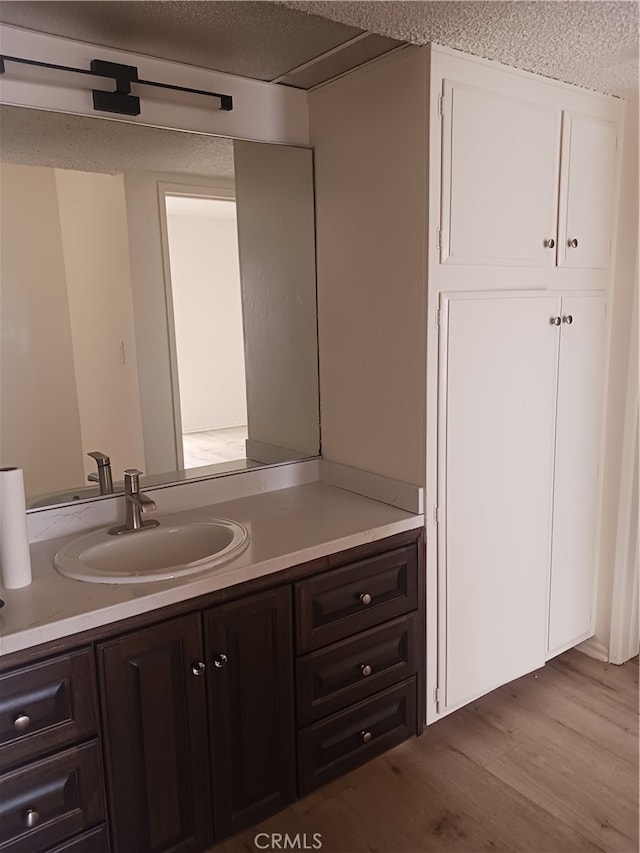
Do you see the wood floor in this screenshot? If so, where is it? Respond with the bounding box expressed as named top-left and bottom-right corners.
top-left (214, 650), bottom-right (639, 853)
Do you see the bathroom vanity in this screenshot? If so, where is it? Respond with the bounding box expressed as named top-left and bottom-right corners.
top-left (0, 484), bottom-right (424, 853)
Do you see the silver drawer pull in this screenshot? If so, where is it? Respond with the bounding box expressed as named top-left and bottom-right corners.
top-left (361, 664), bottom-right (372, 678)
top-left (213, 653), bottom-right (228, 669)
top-left (360, 730), bottom-right (373, 744)
top-left (24, 808), bottom-right (40, 829)
top-left (191, 662), bottom-right (206, 677)
top-left (359, 593), bottom-right (372, 606)
top-left (13, 714), bottom-right (31, 733)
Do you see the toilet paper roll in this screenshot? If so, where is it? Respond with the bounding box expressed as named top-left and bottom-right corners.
top-left (0, 467), bottom-right (32, 589)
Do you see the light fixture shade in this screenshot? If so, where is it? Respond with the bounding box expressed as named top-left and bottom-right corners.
top-left (0, 54), bottom-right (233, 116)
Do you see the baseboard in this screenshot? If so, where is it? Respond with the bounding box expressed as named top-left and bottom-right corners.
top-left (576, 636), bottom-right (609, 662)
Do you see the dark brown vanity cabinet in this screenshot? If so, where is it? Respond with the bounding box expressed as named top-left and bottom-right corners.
top-left (0, 529), bottom-right (424, 853)
top-left (0, 649), bottom-right (107, 853)
top-left (295, 545), bottom-right (421, 795)
top-left (204, 588), bottom-right (296, 840)
top-left (97, 614), bottom-right (213, 853)
top-left (98, 589), bottom-right (296, 852)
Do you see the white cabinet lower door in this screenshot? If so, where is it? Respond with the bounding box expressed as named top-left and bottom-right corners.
top-left (439, 293), bottom-right (559, 711)
top-left (547, 295), bottom-right (607, 654)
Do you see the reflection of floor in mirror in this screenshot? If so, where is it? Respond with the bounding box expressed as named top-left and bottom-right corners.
top-left (182, 426), bottom-right (248, 468)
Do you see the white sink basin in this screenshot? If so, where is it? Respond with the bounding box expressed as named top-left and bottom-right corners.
top-left (54, 516), bottom-right (249, 584)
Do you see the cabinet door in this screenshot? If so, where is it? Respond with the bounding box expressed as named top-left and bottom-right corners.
top-left (440, 80), bottom-right (561, 267)
top-left (557, 114), bottom-right (618, 269)
top-left (98, 614), bottom-right (213, 853)
top-left (205, 588), bottom-right (295, 840)
top-left (548, 294), bottom-right (607, 653)
top-left (439, 293), bottom-right (559, 711)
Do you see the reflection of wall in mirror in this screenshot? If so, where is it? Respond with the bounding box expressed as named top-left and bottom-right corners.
top-left (235, 141), bottom-right (319, 461)
top-left (0, 163), bottom-right (145, 496)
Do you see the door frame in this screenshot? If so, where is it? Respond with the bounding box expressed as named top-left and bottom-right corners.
top-left (157, 182), bottom-right (236, 470)
top-left (608, 274), bottom-right (639, 664)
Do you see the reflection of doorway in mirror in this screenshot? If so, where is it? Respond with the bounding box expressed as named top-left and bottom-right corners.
top-left (163, 194), bottom-right (248, 469)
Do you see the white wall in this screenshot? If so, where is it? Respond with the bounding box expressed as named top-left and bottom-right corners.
top-left (589, 97), bottom-right (640, 659)
top-left (55, 169), bottom-right (145, 480)
top-left (165, 200), bottom-right (247, 433)
top-left (309, 48), bottom-right (429, 485)
top-left (0, 164), bottom-right (84, 496)
top-left (234, 140), bottom-right (320, 459)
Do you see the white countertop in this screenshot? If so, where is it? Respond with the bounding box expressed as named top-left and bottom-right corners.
top-left (0, 482), bottom-right (423, 657)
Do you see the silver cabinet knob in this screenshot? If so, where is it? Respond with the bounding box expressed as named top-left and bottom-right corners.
top-left (359, 593), bottom-right (372, 606)
top-left (213, 653), bottom-right (228, 669)
top-left (24, 809), bottom-right (40, 829)
top-left (361, 664), bottom-right (372, 678)
top-left (360, 730), bottom-right (373, 744)
top-left (550, 316), bottom-right (561, 326)
top-left (13, 714), bottom-right (31, 733)
top-left (191, 662), bottom-right (206, 676)
top-left (568, 238), bottom-right (578, 248)
top-left (563, 315), bottom-right (573, 325)
top-left (543, 238), bottom-right (555, 248)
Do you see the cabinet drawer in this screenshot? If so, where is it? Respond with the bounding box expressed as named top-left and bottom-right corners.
top-left (45, 824), bottom-right (109, 853)
top-left (297, 678), bottom-right (416, 795)
top-left (0, 649), bottom-right (98, 772)
top-left (0, 740), bottom-right (105, 853)
top-left (295, 546), bottom-right (418, 652)
top-left (296, 614), bottom-right (419, 726)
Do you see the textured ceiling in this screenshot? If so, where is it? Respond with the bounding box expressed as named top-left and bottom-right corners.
top-left (285, 1), bottom-right (639, 97)
top-left (1, 1), bottom-right (635, 97)
top-left (0, 105), bottom-right (235, 177)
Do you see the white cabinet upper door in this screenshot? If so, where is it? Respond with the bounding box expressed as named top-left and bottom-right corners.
top-left (557, 114), bottom-right (618, 270)
top-left (547, 294), bottom-right (607, 654)
top-left (440, 81), bottom-right (561, 267)
top-left (439, 293), bottom-right (559, 711)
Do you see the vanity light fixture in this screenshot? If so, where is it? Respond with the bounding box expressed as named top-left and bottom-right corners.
top-left (0, 55), bottom-right (233, 116)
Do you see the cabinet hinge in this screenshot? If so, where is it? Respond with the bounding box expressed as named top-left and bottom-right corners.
top-left (434, 686), bottom-right (441, 704)
top-left (438, 93), bottom-right (444, 118)
top-left (435, 309), bottom-right (441, 328)
top-left (436, 227), bottom-right (442, 251)
top-left (433, 505), bottom-right (439, 523)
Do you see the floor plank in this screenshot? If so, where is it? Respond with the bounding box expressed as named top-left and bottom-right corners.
top-left (210, 650), bottom-right (639, 853)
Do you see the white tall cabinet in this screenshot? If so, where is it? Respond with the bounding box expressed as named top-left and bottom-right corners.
top-left (427, 47), bottom-right (624, 718)
top-left (308, 43), bottom-right (625, 725)
top-left (439, 292), bottom-right (608, 711)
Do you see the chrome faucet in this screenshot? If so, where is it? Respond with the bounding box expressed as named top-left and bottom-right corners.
top-left (87, 451), bottom-right (114, 495)
top-left (108, 469), bottom-right (159, 536)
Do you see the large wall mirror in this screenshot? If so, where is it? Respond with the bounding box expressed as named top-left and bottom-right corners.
top-left (0, 106), bottom-right (320, 510)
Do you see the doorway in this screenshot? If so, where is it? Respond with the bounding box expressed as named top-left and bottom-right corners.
top-left (161, 190), bottom-right (248, 469)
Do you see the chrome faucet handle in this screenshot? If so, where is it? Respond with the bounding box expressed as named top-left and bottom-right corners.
top-left (108, 469), bottom-right (158, 535)
top-left (87, 451), bottom-right (114, 495)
